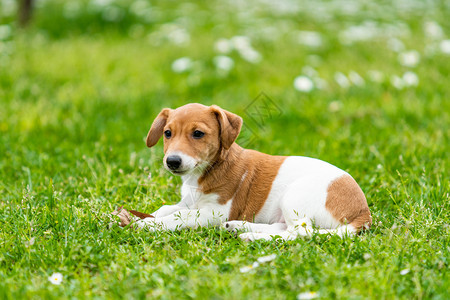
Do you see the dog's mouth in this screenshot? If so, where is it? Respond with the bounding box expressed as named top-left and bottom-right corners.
top-left (168, 162), bottom-right (201, 176)
top-left (171, 170), bottom-right (188, 175)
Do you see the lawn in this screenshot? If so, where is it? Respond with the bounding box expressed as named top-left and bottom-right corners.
top-left (0, 0), bottom-right (449, 299)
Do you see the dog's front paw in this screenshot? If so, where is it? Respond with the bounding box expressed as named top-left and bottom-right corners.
top-left (222, 221), bottom-right (247, 232)
top-left (238, 232), bottom-right (276, 242)
top-left (135, 218), bottom-right (158, 231)
top-left (238, 232), bottom-right (255, 241)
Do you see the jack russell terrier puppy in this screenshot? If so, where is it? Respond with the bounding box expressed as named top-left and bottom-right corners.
top-left (136, 103), bottom-right (372, 241)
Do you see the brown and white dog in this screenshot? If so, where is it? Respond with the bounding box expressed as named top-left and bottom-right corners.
top-left (136, 103), bottom-right (372, 241)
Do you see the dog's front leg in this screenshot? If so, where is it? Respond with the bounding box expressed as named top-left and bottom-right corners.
top-left (136, 208), bottom-right (227, 231)
top-left (151, 204), bottom-right (188, 218)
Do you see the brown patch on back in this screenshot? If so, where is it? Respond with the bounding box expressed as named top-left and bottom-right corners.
top-left (325, 175), bottom-right (372, 232)
top-left (199, 144), bottom-right (286, 221)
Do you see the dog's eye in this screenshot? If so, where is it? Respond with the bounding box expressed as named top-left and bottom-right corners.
top-left (193, 130), bottom-right (205, 139)
top-left (164, 130), bottom-right (172, 138)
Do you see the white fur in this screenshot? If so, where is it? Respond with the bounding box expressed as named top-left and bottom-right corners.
top-left (136, 171), bottom-right (231, 231)
top-left (163, 151), bottom-right (199, 174)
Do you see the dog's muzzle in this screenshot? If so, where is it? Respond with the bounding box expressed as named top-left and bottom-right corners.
top-left (166, 155), bottom-right (182, 170)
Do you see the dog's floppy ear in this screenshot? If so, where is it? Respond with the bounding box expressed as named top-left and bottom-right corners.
top-left (210, 105), bottom-right (243, 149)
top-left (146, 108), bottom-right (171, 148)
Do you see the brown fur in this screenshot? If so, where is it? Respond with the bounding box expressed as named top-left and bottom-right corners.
top-left (325, 175), bottom-right (372, 231)
top-left (210, 105), bottom-right (242, 150)
top-left (147, 108), bottom-right (171, 148)
top-left (198, 143), bottom-right (286, 221)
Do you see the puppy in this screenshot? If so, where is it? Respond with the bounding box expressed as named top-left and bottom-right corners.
top-left (136, 103), bottom-right (372, 241)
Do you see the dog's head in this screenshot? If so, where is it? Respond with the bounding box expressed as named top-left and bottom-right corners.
top-left (146, 103), bottom-right (242, 175)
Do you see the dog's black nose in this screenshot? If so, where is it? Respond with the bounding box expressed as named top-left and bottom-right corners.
top-left (166, 155), bottom-right (182, 170)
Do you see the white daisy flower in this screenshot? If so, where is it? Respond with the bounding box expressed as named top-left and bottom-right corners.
top-left (239, 265), bottom-right (253, 273)
top-left (48, 273), bottom-right (63, 285)
top-left (348, 71), bottom-right (365, 86)
top-left (240, 261), bottom-right (260, 273)
top-left (213, 55), bottom-right (234, 72)
top-left (403, 71), bottom-right (419, 87)
top-left (339, 24), bottom-right (377, 45)
top-left (214, 38), bottom-right (233, 54)
top-left (130, 0), bottom-right (150, 16)
top-left (400, 268), bottom-right (410, 275)
top-left (257, 254), bottom-right (276, 263)
top-left (367, 70), bottom-right (384, 83)
top-left (424, 21), bottom-right (444, 39)
top-left (91, 0), bottom-right (112, 8)
top-left (440, 40), bottom-right (450, 54)
top-left (230, 36), bottom-right (262, 63)
top-left (171, 57), bottom-right (192, 73)
top-left (334, 72), bottom-right (350, 88)
top-left (239, 47), bottom-right (262, 63)
top-left (363, 253), bottom-right (371, 260)
top-left (398, 50), bottom-right (420, 67)
top-left (167, 28), bottom-right (190, 45)
top-left (391, 75), bottom-right (404, 90)
top-left (387, 38), bottom-right (405, 52)
top-left (297, 31), bottom-right (323, 48)
top-left (102, 7), bottom-right (124, 22)
top-left (328, 101), bottom-right (341, 112)
top-left (230, 36), bottom-right (251, 51)
top-left (297, 291), bottom-right (319, 299)
top-left (294, 76), bottom-right (314, 92)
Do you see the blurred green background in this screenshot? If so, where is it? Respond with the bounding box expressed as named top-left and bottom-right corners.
top-left (0, 0), bottom-right (449, 299)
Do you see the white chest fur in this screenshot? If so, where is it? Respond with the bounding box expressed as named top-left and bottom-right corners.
top-left (180, 174), bottom-right (231, 213)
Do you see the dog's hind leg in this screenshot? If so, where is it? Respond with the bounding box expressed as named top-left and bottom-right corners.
top-left (223, 221), bottom-right (287, 233)
top-left (238, 229), bottom-right (298, 241)
top-left (312, 225), bottom-right (357, 237)
top-left (237, 223), bottom-right (357, 241)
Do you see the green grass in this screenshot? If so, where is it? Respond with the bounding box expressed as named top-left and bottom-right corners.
top-left (0, 0), bottom-right (449, 299)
